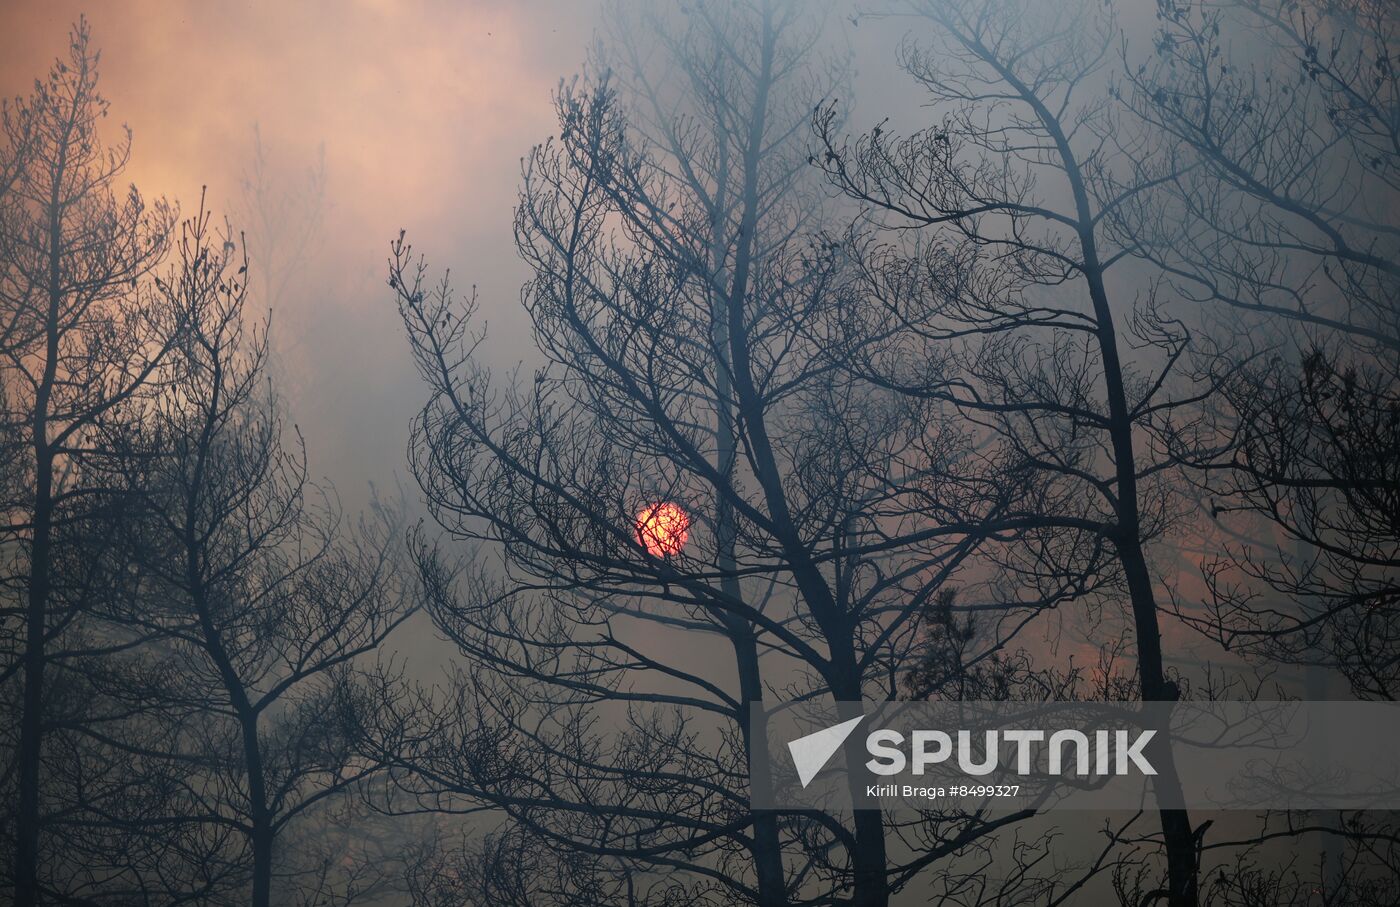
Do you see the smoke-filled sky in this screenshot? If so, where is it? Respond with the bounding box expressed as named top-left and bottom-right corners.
top-left (0, 0), bottom-right (614, 493)
top-left (0, 1), bottom-right (923, 501)
top-left (0, 0), bottom-right (947, 684)
top-left (0, 1), bottom-right (1020, 500)
top-left (0, 1), bottom-right (938, 499)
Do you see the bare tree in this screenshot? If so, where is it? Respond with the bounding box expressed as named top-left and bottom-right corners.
top-left (814, 2), bottom-right (1225, 902)
top-left (1125, 0), bottom-right (1400, 701)
top-left (382, 2), bottom-right (1070, 904)
top-left (100, 203), bottom-right (416, 907)
top-left (1111, 5), bottom-right (1400, 899)
top-left (0, 20), bottom-right (179, 905)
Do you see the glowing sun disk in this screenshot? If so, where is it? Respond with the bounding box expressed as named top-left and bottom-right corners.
top-left (636, 502), bottom-right (690, 557)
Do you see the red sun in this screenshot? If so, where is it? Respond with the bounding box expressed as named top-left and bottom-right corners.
top-left (636, 502), bottom-right (690, 558)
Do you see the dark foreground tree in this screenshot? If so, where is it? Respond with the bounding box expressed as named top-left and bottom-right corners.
top-left (382, 2), bottom-right (1100, 904)
top-left (0, 21), bottom-right (178, 904)
top-left (816, 2), bottom-right (1219, 902)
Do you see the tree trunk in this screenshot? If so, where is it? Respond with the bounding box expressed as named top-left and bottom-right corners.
top-left (1084, 251), bottom-right (1198, 907)
top-left (724, 7), bottom-right (887, 902)
top-left (828, 633), bottom-right (888, 907)
top-left (1034, 57), bottom-right (1200, 893)
top-left (715, 290), bottom-right (787, 904)
top-left (14, 452), bottom-right (51, 907)
top-left (14, 154), bottom-right (68, 907)
top-left (1117, 536), bottom-right (1197, 907)
top-left (192, 562), bottom-right (273, 907)
top-left (731, 623), bottom-right (787, 906)
top-left (245, 718), bottom-right (274, 907)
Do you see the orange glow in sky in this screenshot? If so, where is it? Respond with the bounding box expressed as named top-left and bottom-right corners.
top-left (0, 0), bottom-right (598, 495)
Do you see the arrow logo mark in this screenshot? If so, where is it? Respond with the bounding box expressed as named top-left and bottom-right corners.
top-left (787, 714), bottom-right (865, 788)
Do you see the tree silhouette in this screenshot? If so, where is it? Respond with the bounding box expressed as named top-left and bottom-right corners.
top-left (814, 2), bottom-right (1222, 902)
top-left (382, 2), bottom-right (1067, 904)
top-left (1121, 4), bottom-right (1400, 898)
top-left (104, 205), bottom-right (416, 906)
top-left (1128, 0), bottom-right (1400, 702)
top-left (0, 21), bottom-right (179, 904)
top-left (1, 4), bottom-right (1397, 905)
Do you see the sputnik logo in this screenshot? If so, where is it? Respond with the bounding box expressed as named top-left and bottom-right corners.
top-left (786, 712), bottom-right (1159, 789)
top-left (787, 714), bottom-right (865, 788)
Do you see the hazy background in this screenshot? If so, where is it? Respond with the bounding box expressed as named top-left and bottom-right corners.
top-left (1, 4), bottom-right (1373, 902)
top-left (0, 0), bottom-right (935, 690)
top-left (0, 0), bottom-right (611, 497)
top-left (0, 1), bottom-right (923, 503)
top-left (0, 0), bottom-right (1238, 682)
